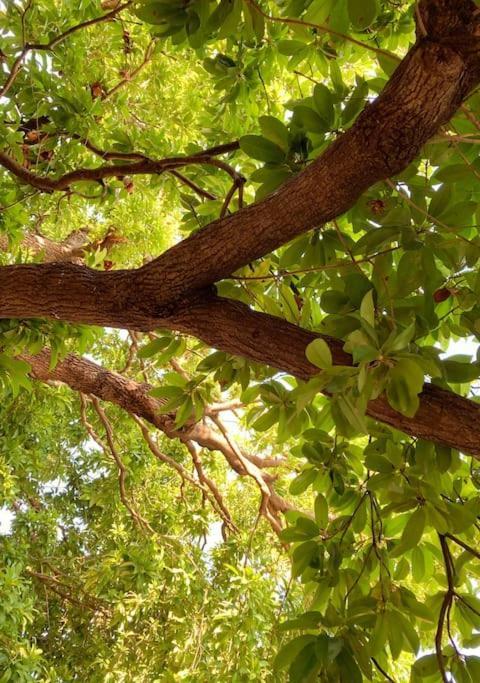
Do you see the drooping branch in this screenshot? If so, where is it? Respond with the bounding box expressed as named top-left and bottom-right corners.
top-left (24, 348), bottom-right (290, 522)
top-left (80, 393), bottom-right (153, 533)
top-left (133, 415), bottom-right (238, 533)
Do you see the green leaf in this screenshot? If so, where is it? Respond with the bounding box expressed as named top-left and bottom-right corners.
top-left (135, 1), bottom-right (186, 25)
top-left (289, 641), bottom-right (321, 682)
top-left (369, 611), bottom-right (388, 656)
top-left (365, 453), bottom-right (394, 473)
top-left (396, 250), bottom-right (423, 296)
top-left (259, 116), bottom-right (289, 152)
top-left (293, 105), bottom-right (329, 133)
top-left (383, 322), bottom-right (415, 354)
top-left (466, 657), bottom-right (480, 679)
top-left (175, 395), bottom-right (194, 427)
top-left (290, 468), bottom-right (317, 495)
top-left (274, 635), bottom-right (317, 671)
top-left (386, 358), bottom-right (424, 417)
top-left (292, 540), bottom-right (318, 577)
top-left (208, 0), bottom-right (235, 30)
top-left (348, 0), bottom-right (378, 29)
top-left (412, 654), bottom-right (440, 678)
top-left (239, 135), bottom-right (286, 163)
top-left (138, 336), bottom-right (171, 358)
top-left (342, 81), bottom-right (368, 125)
top-left (443, 359), bottom-right (480, 383)
top-left (305, 338), bottom-right (333, 370)
top-left (321, 290), bottom-right (351, 313)
top-left (252, 407), bottom-right (279, 432)
top-left (314, 494), bottom-right (328, 527)
top-left (400, 507), bottom-right (426, 551)
top-left (360, 289), bottom-right (375, 327)
top-left (337, 648), bottom-right (362, 683)
top-left (312, 84), bottom-right (334, 128)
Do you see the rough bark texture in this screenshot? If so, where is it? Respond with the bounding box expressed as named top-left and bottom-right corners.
top-left (2, 0), bottom-right (480, 457)
top-left (1, 0), bottom-right (479, 318)
top-left (135, 0), bottom-right (480, 308)
top-left (25, 349), bottom-right (291, 518)
top-left (168, 297), bottom-right (480, 458)
top-left (24, 349), bottom-right (286, 482)
top-left (0, 230), bottom-right (89, 263)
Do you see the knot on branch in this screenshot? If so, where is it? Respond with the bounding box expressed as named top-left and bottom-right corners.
top-left (147, 284), bottom-right (218, 320)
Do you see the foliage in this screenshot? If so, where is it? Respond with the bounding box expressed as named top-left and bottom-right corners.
top-left (1, 0), bottom-right (480, 681)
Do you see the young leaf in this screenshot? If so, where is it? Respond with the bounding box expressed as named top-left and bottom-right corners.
top-left (305, 338), bottom-right (333, 370)
top-left (400, 507), bottom-right (426, 552)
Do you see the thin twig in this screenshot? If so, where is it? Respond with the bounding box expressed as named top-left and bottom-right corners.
top-left (436, 535), bottom-right (454, 683)
top-left (0, 144), bottom-right (240, 193)
top-left (371, 658), bottom-right (396, 683)
top-left (80, 394), bottom-right (153, 533)
top-left (244, 0), bottom-right (400, 62)
top-left (103, 39), bottom-right (156, 100)
top-left (0, 2), bottom-right (133, 97)
top-left (445, 533), bottom-right (480, 559)
top-left (209, 413), bottom-right (283, 534)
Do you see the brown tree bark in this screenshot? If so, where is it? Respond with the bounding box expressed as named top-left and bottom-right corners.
top-left (169, 297), bottom-right (480, 457)
top-left (25, 349), bottom-right (290, 515)
top-left (1, 0), bottom-right (479, 315)
top-left (1, 0), bottom-right (480, 456)
top-left (0, 230), bottom-right (89, 263)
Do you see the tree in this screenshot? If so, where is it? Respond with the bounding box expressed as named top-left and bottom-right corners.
top-left (1, 0), bottom-right (480, 679)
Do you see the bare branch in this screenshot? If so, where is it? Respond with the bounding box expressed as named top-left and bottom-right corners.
top-left (0, 145), bottom-right (240, 193)
top-left (103, 40), bottom-right (156, 100)
top-left (184, 440), bottom-right (238, 533)
top-left (133, 414), bottom-right (237, 532)
top-left (80, 393), bottom-right (153, 533)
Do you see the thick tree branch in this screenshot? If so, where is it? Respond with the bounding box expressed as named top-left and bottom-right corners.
top-left (1, 1), bottom-right (480, 458)
top-left (168, 297), bottom-right (480, 458)
top-left (20, 290), bottom-right (480, 458)
top-left (2, 2), bottom-right (479, 309)
top-left (133, 1), bottom-right (480, 307)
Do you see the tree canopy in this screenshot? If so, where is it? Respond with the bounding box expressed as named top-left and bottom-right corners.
top-left (1, 0), bottom-right (480, 680)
